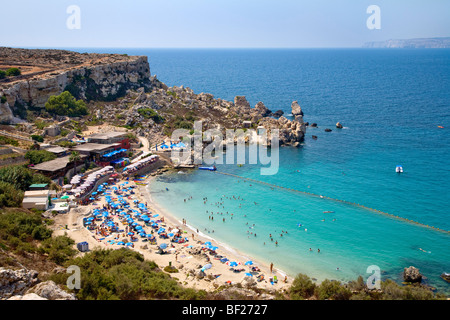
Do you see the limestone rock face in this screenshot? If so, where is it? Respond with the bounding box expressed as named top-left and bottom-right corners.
top-left (25, 280), bottom-right (76, 300)
top-left (0, 100), bottom-right (13, 124)
top-left (234, 96), bottom-right (251, 109)
top-left (0, 268), bottom-right (39, 299)
top-left (254, 102), bottom-right (271, 117)
top-left (291, 101), bottom-right (304, 117)
top-left (7, 293), bottom-right (47, 300)
top-left (403, 266), bottom-right (423, 283)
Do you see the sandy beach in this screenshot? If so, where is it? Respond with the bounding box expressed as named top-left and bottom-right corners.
top-left (52, 172), bottom-right (291, 293)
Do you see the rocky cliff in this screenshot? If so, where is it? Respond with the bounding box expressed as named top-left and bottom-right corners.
top-left (363, 37), bottom-right (450, 48)
top-left (0, 47), bottom-right (152, 123)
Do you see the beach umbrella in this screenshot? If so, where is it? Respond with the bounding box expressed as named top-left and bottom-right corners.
top-left (204, 241), bottom-right (212, 246)
top-left (244, 273), bottom-right (253, 277)
top-left (126, 243), bottom-right (133, 247)
top-left (159, 243), bottom-right (168, 249)
top-left (136, 225), bottom-right (143, 230)
top-left (117, 241), bottom-right (125, 245)
top-left (227, 261), bottom-right (238, 267)
top-left (203, 263), bottom-right (212, 270)
top-left (127, 232), bottom-right (134, 236)
top-left (244, 261), bottom-right (253, 266)
top-left (61, 195), bottom-right (70, 199)
top-left (168, 233), bottom-right (174, 237)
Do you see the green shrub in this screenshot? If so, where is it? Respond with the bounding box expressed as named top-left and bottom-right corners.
top-left (0, 70), bottom-right (6, 79)
top-left (5, 68), bottom-right (21, 76)
top-left (53, 248), bottom-right (206, 300)
top-left (39, 235), bottom-right (76, 264)
top-left (45, 91), bottom-right (88, 117)
top-left (0, 181), bottom-right (24, 207)
top-left (0, 210), bottom-right (53, 243)
top-left (0, 136), bottom-right (19, 146)
top-left (31, 134), bottom-right (44, 142)
top-left (316, 279), bottom-right (352, 300)
top-left (55, 141), bottom-right (76, 148)
top-left (137, 108), bottom-right (164, 123)
top-left (0, 164), bottom-right (50, 191)
top-left (289, 273), bottom-right (317, 300)
top-left (25, 150), bottom-right (57, 165)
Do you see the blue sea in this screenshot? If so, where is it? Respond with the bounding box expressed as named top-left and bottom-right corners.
top-left (75, 48), bottom-right (450, 292)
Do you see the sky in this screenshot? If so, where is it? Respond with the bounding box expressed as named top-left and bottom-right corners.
top-left (1, 0), bottom-right (449, 48)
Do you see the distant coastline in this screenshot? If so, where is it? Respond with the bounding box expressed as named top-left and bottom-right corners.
top-left (363, 37), bottom-right (450, 48)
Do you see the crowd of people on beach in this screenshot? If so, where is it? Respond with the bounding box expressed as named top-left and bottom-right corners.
top-left (77, 172), bottom-right (286, 288)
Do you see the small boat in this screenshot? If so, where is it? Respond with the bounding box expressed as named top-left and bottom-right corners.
top-left (323, 211), bottom-right (335, 213)
top-left (396, 165), bottom-right (403, 173)
top-left (199, 166), bottom-right (217, 171)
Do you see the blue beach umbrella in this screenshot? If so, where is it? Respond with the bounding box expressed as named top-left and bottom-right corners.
top-left (244, 261), bottom-right (253, 266)
top-left (228, 262), bottom-right (238, 267)
top-left (159, 243), bottom-right (168, 249)
top-left (168, 233), bottom-right (174, 237)
top-left (245, 273), bottom-right (253, 277)
top-left (202, 264), bottom-right (212, 271)
top-left (117, 241), bottom-right (125, 245)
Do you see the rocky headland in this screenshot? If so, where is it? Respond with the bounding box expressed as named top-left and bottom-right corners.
top-left (0, 47), bottom-right (306, 147)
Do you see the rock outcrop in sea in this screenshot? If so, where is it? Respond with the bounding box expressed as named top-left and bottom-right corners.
top-left (403, 266), bottom-right (423, 283)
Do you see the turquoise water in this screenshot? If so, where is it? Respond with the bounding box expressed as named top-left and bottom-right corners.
top-left (73, 48), bottom-right (450, 292)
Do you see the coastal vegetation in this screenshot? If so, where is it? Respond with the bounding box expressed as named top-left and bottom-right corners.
top-left (0, 68), bottom-right (21, 79)
top-left (0, 164), bottom-right (51, 192)
top-left (0, 208), bottom-right (446, 300)
top-left (45, 91), bottom-right (88, 117)
top-left (24, 150), bottom-right (57, 165)
top-left (137, 107), bottom-right (164, 123)
top-left (5, 68), bottom-right (21, 77)
top-left (0, 136), bottom-right (19, 147)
